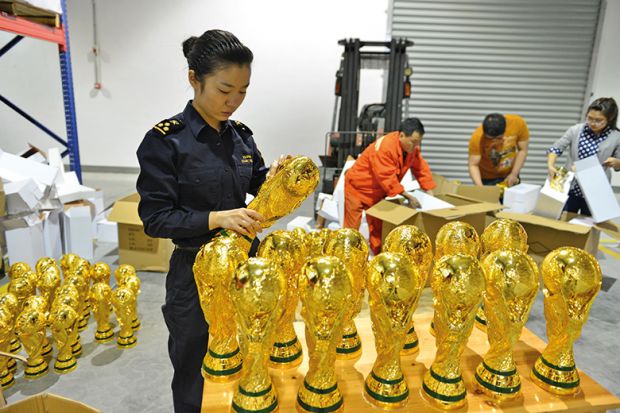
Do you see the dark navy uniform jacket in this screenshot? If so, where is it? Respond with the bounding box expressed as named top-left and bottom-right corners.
top-left (136, 101), bottom-right (268, 248)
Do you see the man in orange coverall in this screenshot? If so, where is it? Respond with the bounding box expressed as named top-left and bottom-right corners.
top-left (344, 117), bottom-right (436, 255)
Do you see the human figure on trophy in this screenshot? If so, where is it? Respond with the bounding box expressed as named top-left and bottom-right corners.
top-left (136, 29), bottom-right (286, 413)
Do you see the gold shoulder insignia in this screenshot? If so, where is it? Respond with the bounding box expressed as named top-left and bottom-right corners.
top-left (232, 120), bottom-right (253, 135)
top-left (153, 119), bottom-right (184, 136)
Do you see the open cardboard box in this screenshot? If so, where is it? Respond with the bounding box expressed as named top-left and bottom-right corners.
top-left (0, 180), bottom-right (5, 217)
top-left (0, 393), bottom-right (100, 413)
top-left (107, 193), bottom-right (173, 272)
top-left (432, 173), bottom-right (502, 204)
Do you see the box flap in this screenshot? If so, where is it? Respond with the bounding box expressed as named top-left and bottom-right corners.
top-left (366, 200), bottom-right (418, 225)
top-left (456, 185), bottom-right (501, 204)
top-left (107, 193), bottom-right (143, 226)
top-left (594, 220), bottom-right (620, 240)
top-left (432, 173), bottom-right (460, 195)
top-left (0, 393), bottom-right (102, 413)
top-left (496, 211), bottom-right (590, 234)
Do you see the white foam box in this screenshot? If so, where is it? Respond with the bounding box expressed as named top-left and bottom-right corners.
top-left (5, 217), bottom-right (45, 269)
top-left (317, 196), bottom-right (339, 222)
top-left (4, 178), bottom-right (43, 214)
top-left (504, 183), bottom-right (541, 214)
top-left (61, 202), bottom-right (94, 259)
top-left (96, 218), bottom-right (118, 243)
top-left (534, 172), bottom-right (575, 219)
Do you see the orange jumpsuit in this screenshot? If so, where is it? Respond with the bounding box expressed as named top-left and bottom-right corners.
top-left (344, 131), bottom-right (435, 254)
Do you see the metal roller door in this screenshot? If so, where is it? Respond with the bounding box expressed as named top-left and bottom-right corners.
top-left (389, 0), bottom-right (602, 183)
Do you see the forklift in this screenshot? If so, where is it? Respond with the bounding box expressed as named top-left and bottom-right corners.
top-left (320, 38), bottom-right (414, 194)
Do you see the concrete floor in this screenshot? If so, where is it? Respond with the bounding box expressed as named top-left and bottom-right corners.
top-left (2, 171), bottom-right (619, 412)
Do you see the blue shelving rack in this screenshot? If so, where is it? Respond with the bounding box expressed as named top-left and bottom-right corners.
top-left (0, 0), bottom-right (82, 182)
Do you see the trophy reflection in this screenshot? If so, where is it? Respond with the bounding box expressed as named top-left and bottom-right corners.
top-left (474, 250), bottom-right (539, 403)
top-left (230, 258), bottom-right (286, 413)
top-left (324, 228), bottom-right (368, 361)
top-left (193, 237), bottom-right (247, 381)
top-left (383, 225), bottom-right (432, 356)
top-left (364, 252), bottom-right (423, 409)
top-left (531, 247), bottom-right (602, 396)
top-left (476, 219), bottom-right (528, 330)
top-left (297, 256), bottom-right (353, 413)
top-left (257, 231), bottom-right (303, 369)
top-left (422, 254), bottom-right (485, 410)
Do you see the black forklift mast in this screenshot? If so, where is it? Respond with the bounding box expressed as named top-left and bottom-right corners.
top-left (320, 38), bottom-right (413, 194)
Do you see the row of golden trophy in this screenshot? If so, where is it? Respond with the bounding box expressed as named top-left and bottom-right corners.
top-left (190, 156), bottom-right (602, 412)
top-left (0, 255), bottom-right (141, 388)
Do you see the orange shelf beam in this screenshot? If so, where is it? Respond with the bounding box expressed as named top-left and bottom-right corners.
top-left (0, 11), bottom-right (65, 50)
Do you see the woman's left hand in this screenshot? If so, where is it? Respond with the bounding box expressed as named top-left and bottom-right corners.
top-left (267, 154), bottom-right (293, 179)
top-left (603, 157), bottom-right (620, 170)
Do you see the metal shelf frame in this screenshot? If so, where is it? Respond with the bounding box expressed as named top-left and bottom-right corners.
top-left (0, 0), bottom-right (82, 182)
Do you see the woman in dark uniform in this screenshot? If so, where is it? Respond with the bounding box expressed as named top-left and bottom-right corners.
top-left (136, 29), bottom-right (277, 413)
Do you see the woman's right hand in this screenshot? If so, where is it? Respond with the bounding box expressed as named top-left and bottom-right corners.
top-left (210, 208), bottom-right (265, 237)
top-left (547, 164), bottom-right (557, 177)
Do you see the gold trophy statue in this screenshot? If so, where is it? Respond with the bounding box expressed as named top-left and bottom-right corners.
top-left (8, 276), bottom-right (36, 353)
top-left (0, 293), bottom-right (19, 377)
top-left (229, 258), bottom-right (286, 413)
top-left (119, 274), bottom-right (141, 331)
top-left (473, 250), bottom-right (539, 403)
top-left (257, 231), bottom-right (303, 369)
top-left (37, 264), bottom-right (61, 315)
top-left (49, 303), bottom-right (79, 374)
top-left (90, 282), bottom-right (114, 343)
top-left (531, 247), bottom-right (602, 396)
top-left (0, 295), bottom-right (19, 388)
top-left (8, 262), bottom-right (32, 280)
top-left (60, 253), bottom-right (81, 278)
top-left (549, 166), bottom-right (569, 192)
top-left (297, 256), bottom-right (353, 413)
top-left (193, 237), bottom-right (247, 381)
top-left (364, 252), bottom-right (423, 409)
top-left (72, 258), bottom-right (92, 331)
top-left (383, 225), bottom-right (432, 356)
top-left (218, 156), bottom-right (319, 252)
top-left (307, 228), bottom-right (330, 258)
top-left (91, 262), bottom-right (112, 284)
top-left (114, 264), bottom-right (137, 284)
top-left (112, 286), bottom-right (138, 349)
top-left (15, 303), bottom-right (49, 379)
top-left (51, 284), bottom-right (82, 358)
top-left (476, 219), bottom-right (528, 330)
top-left (21, 296), bottom-right (52, 357)
top-left (63, 274), bottom-right (89, 337)
top-left (422, 254), bottom-right (485, 410)
top-left (323, 228), bottom-right (369, 361)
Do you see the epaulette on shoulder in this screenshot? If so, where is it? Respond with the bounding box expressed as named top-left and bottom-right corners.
top-left (152, 118), bottom-right (184, 136)
top-left (232, 120), bottom-right (253, 136)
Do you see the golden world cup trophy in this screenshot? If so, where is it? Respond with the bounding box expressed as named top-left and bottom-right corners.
top-left (193, 237), bottom-right (248, 381)
top-left (473, 250), bottom-right (539, 403)
top-left (21, 296), bottom-right (52, 357)
top-left (549, 166), bottom-right (569, 192)
top-left (49, 304), bottom-right (79, 374)
top-left (229, 258), bottom-right (286, 413)
top-left (297, 256), bottom-right (353, 413)
top-left (431, 221), bottom-right (481, 337)
top-left (307, 228), bottom-right (330, 258)
top-left (383, 225), bottom-right (433, 356)
top-left (35, 257), bottom-right (57, 273)
top-left (60, 253), bottom-right (81, 278)
top-left (422, 254), bottom-right (486, 410)
top-left (217, 156), bottom-right (319, 253)
top-left (8, 276), bottom-right (36, 353)
top-left (8, 262), bottom-right (32, 280)
top-left (91, 262), bottom-right (112, 284)
top-left (112, 286), bottom-right (137, 349)
top-left (37, 265), bottom-right (61, 315)
top-left (291, 227), bottom-right (309, 259)
top-left (51, 284), bottom-right (82, 357)
top-left (72, 258), bottom-right (92, 331)
top-left (0, 292), bottom-right (21, 374)
top-left (118, 274), bottom-right (141, 331)
top-left (364, 252), bottom-right (423, 409)
top-left (531, 247), bottom-right (602, 396)
top-left (15, 305), bottom-right (49, 379)
top-left (114, 264), bottom-right (137, 285)
top-left (323, 228), bottom-right (369, 361)
top-left (63, 274), bottom-right (89, 335)
top-left (476, 219), bottom-right (529, 331)
top-left (90, 282), bottom-right (114, 343)
top-left (256, 231), bottom-right (303, 369)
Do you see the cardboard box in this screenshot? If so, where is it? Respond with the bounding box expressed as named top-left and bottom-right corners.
top-left (0, 149), bottom-right (58, 187)
top-left (367, 193), bottom-right (502, 247)
top-left (432, 174), bottom-right (501, 204)
top-left (4, 179), bottom-right (43, 214)
top-left (107, 193), bottom-right (173, 272)
top-left (496, 211), bottom-right (600, 262)
top-left (575, 156), bottom-right (620, 223)
top-left (0, 180), bottom-right (5, 217)
top-left (5, 217), bottom-right (45, 269)
top-left (55, 172), bottom-right (97, 204)
top-left (504, 183), bottom-right (541, 214)
top-left (0, 392), bottom-right (101, 412)
top-left (61, 202), bottom-right (94, 260)
top-left (42, 210), bottom-right (62, 259)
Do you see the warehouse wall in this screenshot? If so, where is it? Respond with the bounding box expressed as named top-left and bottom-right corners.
top-left (0, 0), bottom-right (388, 168)
top-left (589, 0), bottom-right (620, 185)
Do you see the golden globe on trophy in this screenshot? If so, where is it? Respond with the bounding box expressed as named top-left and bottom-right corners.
top-left (50, 304), bottom-right (79, 374)
top-left (91, 282), bottom-right (114, 343)
top-left (324, 228), bottom-right (369, 361)
top-left (60, 253), bottom-right (81, 278)
top-left (476, 219), bottom-right (529, 331)
top-left (91, 262), bottom-right (112, 284)
top-left (229, 258), bottom-right (286, 413)
top-left (218, 156), bottom-right (319, 252)
top-left (297, 256), bottom-right (353, 413)
top-left (473, 249), bottom-right (539, 403)
top-left (383, 225), bottom-right (432, 356)
top-left (257, 231), bottom-right (303, 369)
top-left (422, 254), bottom-right (485, 410)
top-left (531, 247), bottom-right (602, 396)
top-left (193, 237), bottom-right (247, 382)
top-left (364, 252), bottom-right (423, 409)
